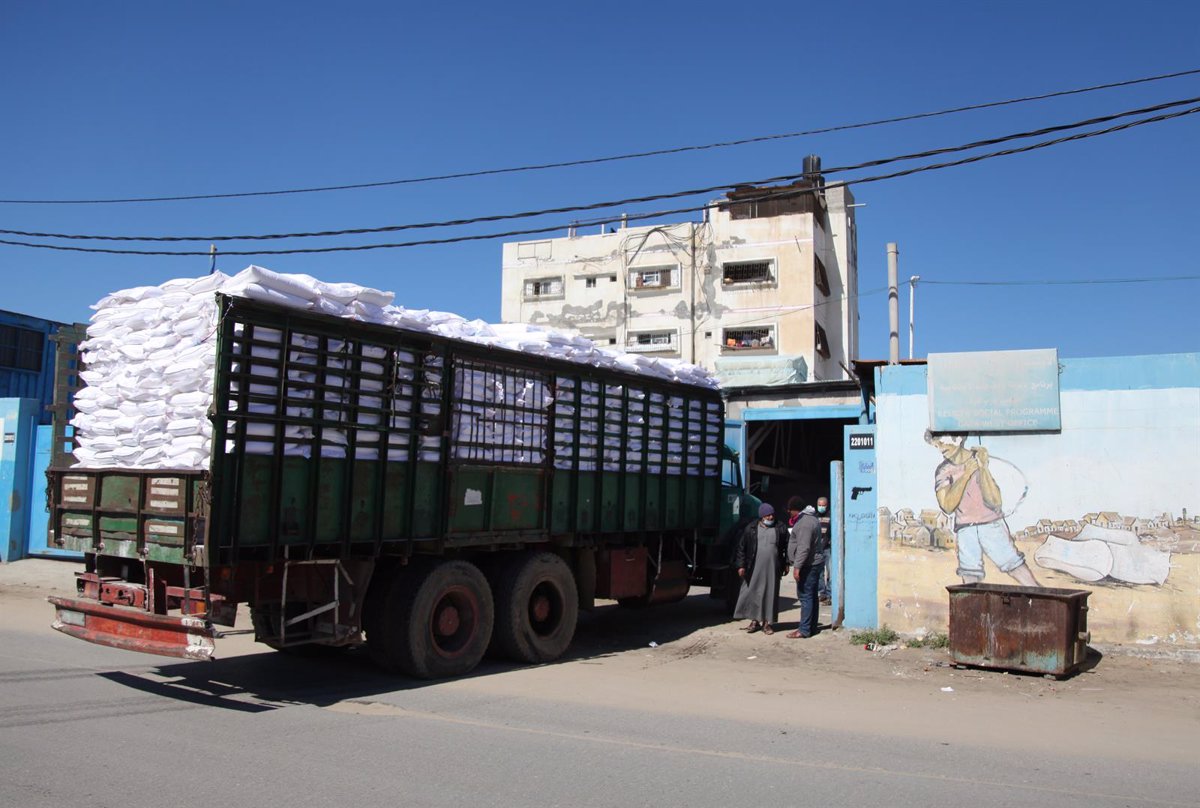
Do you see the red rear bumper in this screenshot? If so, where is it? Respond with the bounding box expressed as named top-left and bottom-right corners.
top-left (49, 596), bottom-right (216, 661)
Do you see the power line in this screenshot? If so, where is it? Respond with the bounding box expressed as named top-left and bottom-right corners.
top-left (6, 94), bottom-right (1200, 245)
top-left (3, 67), bottom-right (1200, 206)
top-left (923, 275), bottom-right (1200, 286)
top-left (3, 102), bottom-right (1198, 258)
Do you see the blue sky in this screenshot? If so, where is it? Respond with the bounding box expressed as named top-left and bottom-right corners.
top-left (2, 1), bottom-right (1197, 360)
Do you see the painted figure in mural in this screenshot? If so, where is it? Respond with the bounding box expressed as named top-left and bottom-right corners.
top-left (785, 496), bottom-right (824, 638)
top-left (816, 495), bottom-right (832, 604)
top-left (733, 503), bottom-right (789, 635)
top-left (925, 431), bottom-right (1040, 586)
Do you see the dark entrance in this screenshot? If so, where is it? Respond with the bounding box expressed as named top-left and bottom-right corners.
top-left (744, 417), bottom-right (854, 512)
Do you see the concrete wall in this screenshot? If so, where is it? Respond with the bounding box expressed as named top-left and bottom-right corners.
top-left (500, 192), bottom-right (858, 382)
top-left (873, 353), bottom-right (1200, 648)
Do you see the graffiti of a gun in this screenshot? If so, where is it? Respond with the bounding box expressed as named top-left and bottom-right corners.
top-left (850, 486), bottom-right (873, 500)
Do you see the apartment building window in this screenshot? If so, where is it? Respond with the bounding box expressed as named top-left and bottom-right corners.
top-left (626, 330), bottom-right (678, 353)
top-left (815, 322), bottom-right (830, 358)
top-left (585, 277), bottom-right (597, 289)
top-left (0, 325), bottom-right (44, 372)
top-left (722, 326), bottom-right (775, 353)
top-left (722, 260), bottom-right (773, 285)
top-left (630, 265), bottom-right (677, 291)
top-left (523, 277), bottom-right (564, 300)
top-left (815, 255), bottom-right (830, 296)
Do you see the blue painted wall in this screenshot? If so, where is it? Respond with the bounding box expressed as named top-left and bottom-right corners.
top-left (25, 424), bottom-right (81, 559)
top-left (873, 352), bottom-right (1200, 647)
top-left (842, 424), bottom-right (878, 628)
top-left (0, 309), bottom-right (72, 426)
top-left (0, 398), bottom-right (40, 561)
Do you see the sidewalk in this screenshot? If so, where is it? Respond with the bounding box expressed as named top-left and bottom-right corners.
top-left (0, 556), bottom-right (82, 595)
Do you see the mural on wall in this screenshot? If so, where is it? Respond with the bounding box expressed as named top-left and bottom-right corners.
top-left (923, 431), bottom-right (1040, 587)
top-left (875, 362), bottom-right (1199, 647)
top-left (894, 431), bottom-right (1182, 588)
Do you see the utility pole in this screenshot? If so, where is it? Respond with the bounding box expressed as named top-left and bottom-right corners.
top-left (887, 243), bottom-right (899, 364)
top-left (689, 223), bottom-right (698, 365)
top-left (908, 274), bottom-right (920, 359)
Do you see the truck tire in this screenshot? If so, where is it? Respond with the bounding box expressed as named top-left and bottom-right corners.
top-left (373, 559), bottom-right (494, 679)
top-left (364, 560), bottom-right (414, 669)
top-left (491, 552), bottom-right (578, 664)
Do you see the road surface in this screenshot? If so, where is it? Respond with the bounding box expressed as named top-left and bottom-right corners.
top-left (2, 561), bottom-right (1196, 808)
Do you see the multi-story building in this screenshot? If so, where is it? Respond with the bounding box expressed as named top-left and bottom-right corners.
top-left (500, 165), bottom-right (864, 509)
top-left (501, 173), bottom-right (858, 385)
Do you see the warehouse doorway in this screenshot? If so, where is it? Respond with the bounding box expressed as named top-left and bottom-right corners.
top-left (743, 414), bottom-right (857, 512)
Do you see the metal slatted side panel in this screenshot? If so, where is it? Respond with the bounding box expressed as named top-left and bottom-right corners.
top-left (209, 301), bottom-right (434, 561)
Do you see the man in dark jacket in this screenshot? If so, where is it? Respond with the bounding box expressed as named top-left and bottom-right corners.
top-left (732, 503), bottom-right (789, 634)
top-left (786, 495), bottom-right (824, 638)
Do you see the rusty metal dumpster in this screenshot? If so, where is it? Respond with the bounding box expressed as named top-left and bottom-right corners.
top-left (946, 583), bottom-right (1091, 676)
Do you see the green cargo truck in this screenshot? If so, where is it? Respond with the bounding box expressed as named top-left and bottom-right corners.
top-left (46, 295), bottom-right (758, 678)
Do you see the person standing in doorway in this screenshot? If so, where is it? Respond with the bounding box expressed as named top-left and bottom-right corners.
top-left (733, 504), bottom-right (789, 635)
top-left (786, 496), bottom-right (824, 639)
top-left (925, 431), bottom-right (1039, 586)
top-left (816, 495), bottom-right (832, 604)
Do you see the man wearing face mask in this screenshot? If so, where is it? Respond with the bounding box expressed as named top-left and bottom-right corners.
top-left (733, 503), bottom-right (789, 635)
top-left (786, 495), bottom-right (824, 639)
top-left (816, 496), bottom-right (832, 604)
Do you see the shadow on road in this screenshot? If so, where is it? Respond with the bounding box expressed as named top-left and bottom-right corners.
top-left (98, 588), bottom-right (739, 712)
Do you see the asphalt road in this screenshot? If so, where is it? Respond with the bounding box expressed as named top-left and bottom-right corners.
top-left (2, 590), bottom-right (1196, 808)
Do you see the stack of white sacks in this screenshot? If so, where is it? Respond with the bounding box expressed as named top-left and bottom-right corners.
top-left (72, 266), bottom-right (718, 471)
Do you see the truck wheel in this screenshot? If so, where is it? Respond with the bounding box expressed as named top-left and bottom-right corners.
top-left (364, 560), bottom-right (419, 670)
top-left (492, 552), bottom-right (578, 664)
top-left (374, 560), bottom-right (494, 679)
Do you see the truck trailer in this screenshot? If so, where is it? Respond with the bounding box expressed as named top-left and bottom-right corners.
top-left (46, 293), bottom-right (755, 678)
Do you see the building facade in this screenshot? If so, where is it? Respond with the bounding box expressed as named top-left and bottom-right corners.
top-left (501, 179), bottom-right (858, 385)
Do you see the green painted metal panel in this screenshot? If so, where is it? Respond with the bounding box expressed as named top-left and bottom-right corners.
top-left (98, 515), bottom-right (137, 541)
top-left (99, 476), bottom-right (139, 511)
top-left (622, 476), bottom-right (642, 531)
top-left (663, 478), bottom-right (681, 529)
top-left (490, 469), bottom-right (542, 531)
top-left (701, 478), bottom-right (719, 529)
top-left (550, 472), bottom-right (572, 533)
top-left (278, 457), bottom-right (309, 544)
top-left (145, 518), bottom-right (186, 547)
top-left (644, 477), bottom-right (661, 530)
top-left (599, 473), bottom-right (619, 533)
top-left (382, 463), bottom-right (409, 537)
top-left (349, 459), bottom-right (384, 542)
top-left (412, 463), bottom-right (439, 537)
top-left (237, 455), bottom-right (273, 545)
top-left (144, 543), bottom-right (186, 564)
top-left (314, 457), bottom-right (346, 543)
top-left (682, 478), bottom-right (702, 528)
top-left (102, 539), bottom-right (139, 560)
top-left (576, 472), bottom-right (597, 532)
top-left (448, 467), bottom-right (489, 533)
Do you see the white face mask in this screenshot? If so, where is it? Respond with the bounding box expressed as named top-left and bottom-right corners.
top-left (817, 506), bottom-right (828, 514)
top-left (761, 517), bottom-right (775, 527)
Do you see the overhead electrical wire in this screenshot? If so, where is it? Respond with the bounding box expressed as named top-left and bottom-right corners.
top-left (2, 67), bottom-right (1199, 206)
top-left (2, 101), bottom-right (1198, 258)
top-left (4, 94), bottom-right (1200, 246)
top-left (922, 275), bottom-right (1200, 286)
